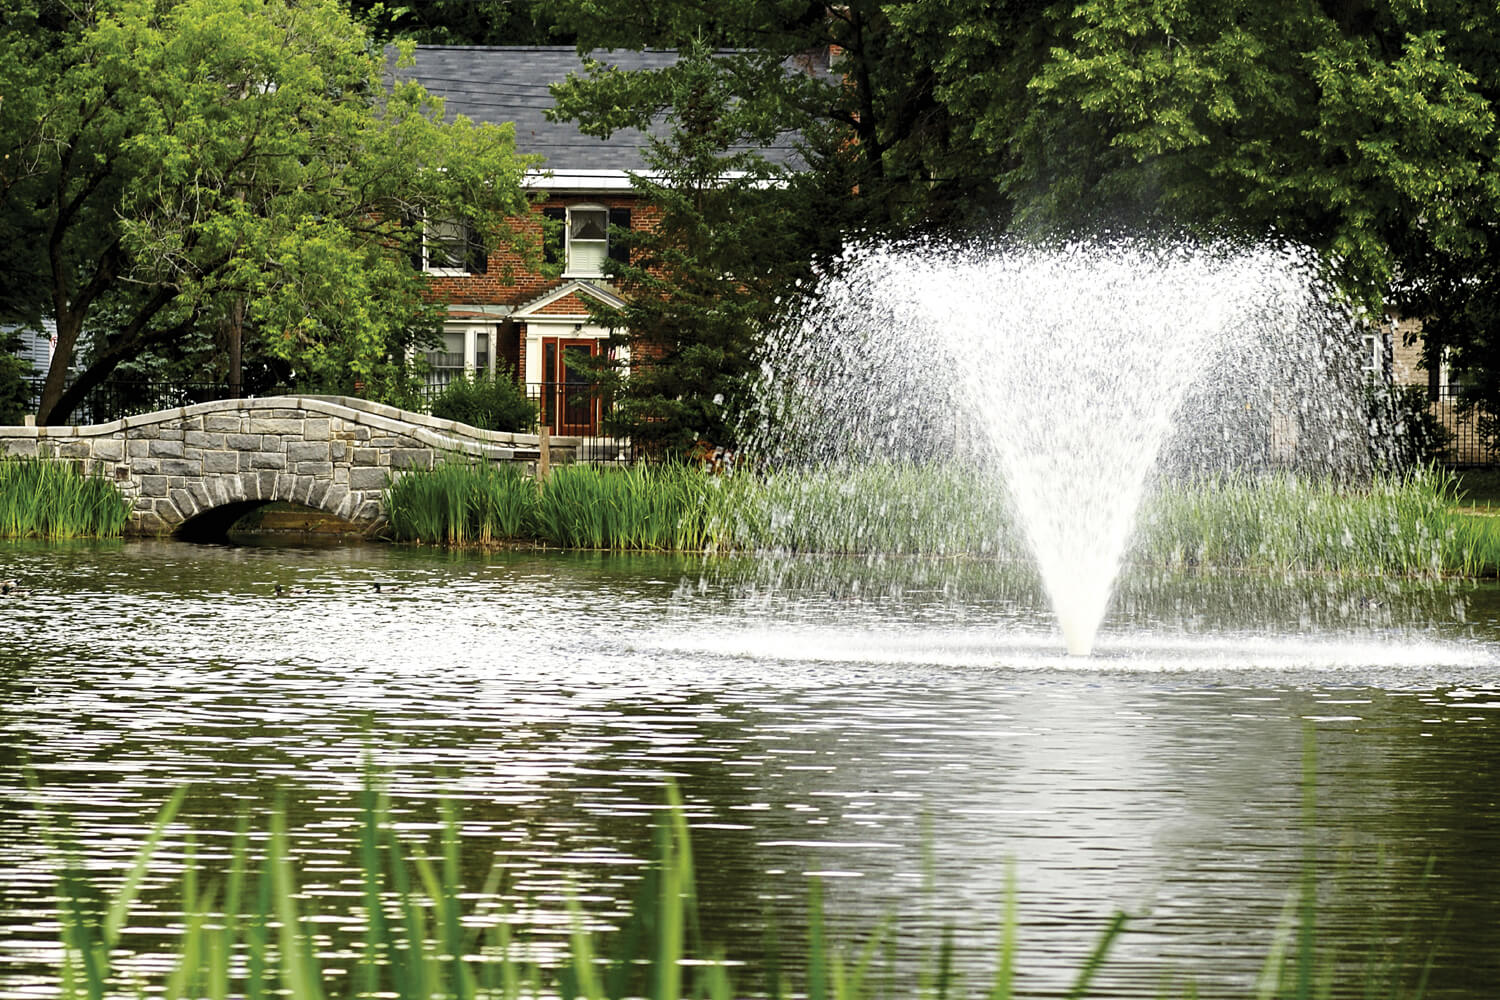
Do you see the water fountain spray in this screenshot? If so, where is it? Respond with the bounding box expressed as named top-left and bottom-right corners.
top-left (744, 238), bottom-right (1381, 656)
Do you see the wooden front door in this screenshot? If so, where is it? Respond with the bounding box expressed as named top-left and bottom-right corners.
top-left (541, 337), bottom-right (600, 435)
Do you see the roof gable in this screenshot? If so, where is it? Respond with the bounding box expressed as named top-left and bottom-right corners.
top-left (512, 279), bottom-right (626, 319)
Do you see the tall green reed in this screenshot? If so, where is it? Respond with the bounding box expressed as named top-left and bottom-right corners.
top-left (378, 457), bottom-right (1500, 577)
top-left (34, 759), bottom-right (1448, 1000)
top-left (0, 455), bottom-right (130, 538)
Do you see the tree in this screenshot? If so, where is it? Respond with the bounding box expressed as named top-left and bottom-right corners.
top-left (546, 0), bottom-right (1009, 237)
top-left (552, 41), bottom-right (798, 456)
top-left (0, 0), bottom-right (535, 424)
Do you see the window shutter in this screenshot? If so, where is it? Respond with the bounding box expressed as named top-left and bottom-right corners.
top-left (607, 208), bottom-right (631, 265)
top-left (542, 207), bottom-right (566, 266)
top-left (403, 212), bottom-right (424, 270)
top-left (464, 219), bottom-right (488, 275)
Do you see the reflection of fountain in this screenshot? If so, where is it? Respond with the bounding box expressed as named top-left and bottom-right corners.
top-left (745, 239), bottom-right (1382, 656)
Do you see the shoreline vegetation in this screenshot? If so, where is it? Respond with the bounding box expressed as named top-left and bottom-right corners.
top-left (35, 769), bottom-right (1424, 1000)
top-left (0, 455), bottom-right (129, 539)
top-left (0, 453), bottom-right (1496, 579)
top-left (384, 460), bottom-right (1500, 578)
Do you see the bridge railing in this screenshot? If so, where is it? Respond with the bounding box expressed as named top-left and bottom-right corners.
top-left (22, 376), bottom-right (638, 463)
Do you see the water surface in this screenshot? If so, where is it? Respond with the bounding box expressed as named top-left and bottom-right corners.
top-left (2, 539), bottom-right (1499, 998)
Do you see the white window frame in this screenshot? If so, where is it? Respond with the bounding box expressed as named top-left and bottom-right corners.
top-left (421, 215), bottom-right (470, 276)
top-left (563, 204), bottom-right (610, 279)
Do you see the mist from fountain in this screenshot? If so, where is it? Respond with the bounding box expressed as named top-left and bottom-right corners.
top-left (744, 239), bottom-right (1383, 657)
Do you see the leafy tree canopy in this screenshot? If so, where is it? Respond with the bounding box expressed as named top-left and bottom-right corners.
top-left (0, 0), bottom-right (536, 424)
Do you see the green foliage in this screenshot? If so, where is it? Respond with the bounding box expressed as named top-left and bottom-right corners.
top-left (0, 0), bottom-right (535, 424)
top-left (383, 460), bottom-right (537, 544)
top-left (0, 330), bottom-right (33, 425)
top-left (532, 463), bottom-right (717, 550)
top-left (429, 370), bottom-right (537, 433)
top-left (553, 40), bottom-right (799, 458)
top-left (0, 456), bottom-right (131, 538)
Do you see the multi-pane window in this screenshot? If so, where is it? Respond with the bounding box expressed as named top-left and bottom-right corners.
top-left (419, 215), bottom-right (487, 275)
top-left (542, 205), bottom-right (631, 277)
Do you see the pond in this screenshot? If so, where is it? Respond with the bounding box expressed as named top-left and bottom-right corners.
top-left (1, 537), bottom-right (1499, 998)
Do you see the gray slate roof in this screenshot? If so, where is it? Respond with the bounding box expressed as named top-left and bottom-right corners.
top-left (392, 45), bottom-right (808, 173)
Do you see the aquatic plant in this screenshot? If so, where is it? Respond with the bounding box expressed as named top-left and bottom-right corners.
top-left (33, 765), bottom-right (1440, 1000)
top-left (377, 458), bottom-right (1500, 578)
top-left (533, 463), bottom-right (715, 550)
top-left (0, 456), bottom-right (130, 538)
top-left (384, 460), bottom-right (537, 544)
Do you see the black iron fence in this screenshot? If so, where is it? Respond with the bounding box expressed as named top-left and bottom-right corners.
top-left (23, 375), bottom-right (635, 463)
top-left (1419, 383), bottom-right (1498, 467)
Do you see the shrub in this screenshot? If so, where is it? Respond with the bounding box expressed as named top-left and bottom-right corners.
top-left (430, 369), bottom-right (536, 432)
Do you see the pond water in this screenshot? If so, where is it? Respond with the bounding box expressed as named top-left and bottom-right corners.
top-left (2, 538), bottom-right (1499, 998)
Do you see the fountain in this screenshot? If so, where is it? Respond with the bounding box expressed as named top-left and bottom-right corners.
top-left (743, 239), bottom-right (1385, 656)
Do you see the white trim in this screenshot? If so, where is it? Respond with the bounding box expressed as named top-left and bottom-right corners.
top-left (512, 279), bottom-right (626, 319)
top-left (523, 167), bottom-right (765, 192)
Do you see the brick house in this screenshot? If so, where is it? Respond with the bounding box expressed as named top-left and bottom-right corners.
top-left (397, 46), bottom-right (805, 436)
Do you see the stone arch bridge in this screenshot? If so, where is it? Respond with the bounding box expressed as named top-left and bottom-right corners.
top-left (0, 396), bottom-right (554, 535)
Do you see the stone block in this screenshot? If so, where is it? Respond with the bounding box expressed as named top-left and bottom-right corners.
top-left (203, 451), bottom-right (238, 473)
top-left (58, 441), bottom-right (91, 459)
top-left (352, 448), bottom-right (377, 465)
top-left (160, 459), bottom-right (198, 477)
top-left (240, 472), bottom-right (262, 500)
top-left (296, 461), bottom-right (333, 478)
top-left (275, 473), bottom-right (296, 499)
top-left (349, 466), bottom-right (388, 491)
top-left (185, 431), bottom-right (224, 449)
top-left (127, 439), bottom-right (151, 459)
top-left (92, 440), bottom-right (123, 461)
top-left (133, 510), bottom-right (167, 535)
top-left (390, 448), bottom-right (433, 470)
top-left (2, 440), bottom-right (37, 457)
top-left (370, 436), bottom-right (398, 449)
top-left (226, 434), bottom-right (262, 451)
top-left (248, 418), bottom-right (302, 435)
top-left (334, 466), bottom-right (349, 485)
top-left (322, 484), bottom-right (350, 516)
top-left (307, 479), bottom-right (331, 508)
top-left (159, 428), bottom-right (184, 442)
top-left (129, 424), bottom-right (161, 440)
top-left (182, 416), bottom-right (203, 431)
top-left (354, 499), bottom-right (381, 522)
top-left (303, 418), bottom-right (330, 441)
top-left (154, 498), bottom-right (184, 523)
top-left (204, 415), bottom-right (241, 433)
top-left (132, 458), bottom-right (161, 475)
top-left (286, 441), bottom-right (329, 463)
top-left (188, 481), bottom-right (213, 510)
top-left (149, 440), bottom-right (185, 459)
top-left (259, 470), bottom-right (277, 497)
top-left (139, 475), bottom-right (168, 498)
top-left (168, 488), bottom-right (198, 517)
top-left (246, 451), bottom-right (286, 470)
top-left (330, 441), bottom-right (347, 460)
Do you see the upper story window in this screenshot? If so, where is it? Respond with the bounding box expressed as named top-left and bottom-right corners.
top-left (417, 215), bottom-right (487, 276)
top-left (543, 204), bottom-right (631, 278)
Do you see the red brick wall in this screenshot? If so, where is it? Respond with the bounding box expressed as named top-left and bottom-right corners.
top-left (422, 195), bottom-right (661, 308)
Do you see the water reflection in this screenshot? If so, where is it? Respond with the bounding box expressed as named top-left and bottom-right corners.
top-left (1, 539), bottom-right (1499, 997)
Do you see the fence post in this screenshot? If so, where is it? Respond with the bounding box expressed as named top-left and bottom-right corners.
top-left (537, 421), bottom-right (551, 482)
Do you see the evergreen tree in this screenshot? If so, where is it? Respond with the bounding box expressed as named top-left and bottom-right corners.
top-left (571, 42), bottom-right (796, 457)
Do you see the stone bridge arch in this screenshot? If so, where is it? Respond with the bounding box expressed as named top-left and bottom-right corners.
top-left (0, 396), bottom-right (547, 535)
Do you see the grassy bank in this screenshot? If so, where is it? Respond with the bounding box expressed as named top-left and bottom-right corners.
top-left (0, 456), bottom-right (130, 538)
top-left (384, 460), bottom-right (1500, 577)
